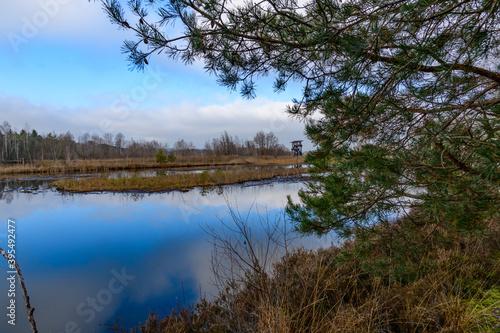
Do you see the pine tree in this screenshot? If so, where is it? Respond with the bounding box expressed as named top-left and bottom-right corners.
top-left (102, 0), bottom-right (500, 239)
top-left (155, 148), bottom-right (167, 163)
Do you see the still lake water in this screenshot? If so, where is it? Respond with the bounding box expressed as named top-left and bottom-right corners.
top-left (0, 177), bottom-right (333, 333)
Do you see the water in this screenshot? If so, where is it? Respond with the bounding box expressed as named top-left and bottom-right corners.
top-left (105, 164), bottom-right (300, 179)
top-left (0, 179), bottom-right (333, 333)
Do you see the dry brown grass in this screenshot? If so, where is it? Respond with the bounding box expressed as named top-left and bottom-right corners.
top-left (0, 156), bottom-right (304, 176)
top-left (106, 213), bottom-right (500, 333)
top-left (52, 167), bottom-right (307, 192)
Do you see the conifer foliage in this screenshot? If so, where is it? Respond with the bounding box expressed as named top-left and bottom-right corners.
top-left (102, 0), bottom-right (500, 237)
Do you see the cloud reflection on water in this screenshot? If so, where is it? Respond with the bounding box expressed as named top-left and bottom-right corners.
top-left (0, 182), bottom-right (334, 332)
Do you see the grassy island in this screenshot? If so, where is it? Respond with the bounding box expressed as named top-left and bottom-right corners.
top-left (52, 167), bottom-right (307, 193)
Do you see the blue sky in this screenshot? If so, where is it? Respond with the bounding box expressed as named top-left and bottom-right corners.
top-left (0, 0), bottom-right (310, 149)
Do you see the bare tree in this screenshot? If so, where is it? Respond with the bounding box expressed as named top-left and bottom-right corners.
top-left (22, 124), bottom-right (31, 163)
top-left (44, 133), bottom-right (62, 161)
top-left (114, 132), bottom-right (125, 157)
top-left (1, 121), bottom-right (12, 160)
top-left (174, 139), bottom-right (195, 157)
top-left (253, 131), bottom-right (267, 156)
top-left (60, 131), bottom-right (75, 161)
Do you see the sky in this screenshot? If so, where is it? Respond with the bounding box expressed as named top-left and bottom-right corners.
top-left (0, 0), bottom-right (311, 150)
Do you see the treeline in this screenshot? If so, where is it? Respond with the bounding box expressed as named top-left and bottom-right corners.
top-left (204, 130), bottom-right (288, 157)
top-left (0, 121), bottom-right (290, 163)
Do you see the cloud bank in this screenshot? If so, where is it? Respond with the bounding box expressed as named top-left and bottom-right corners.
top-left (0, 93), bottom-right (308, 148)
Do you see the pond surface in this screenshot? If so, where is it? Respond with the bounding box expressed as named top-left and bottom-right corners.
top-left (0, 178), bottom-right (333, 333)
top-left (104, 164), bottom-right (300, 179)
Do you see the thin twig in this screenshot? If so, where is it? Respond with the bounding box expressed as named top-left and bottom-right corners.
top-left (0, 246), bottom-right (38, 333)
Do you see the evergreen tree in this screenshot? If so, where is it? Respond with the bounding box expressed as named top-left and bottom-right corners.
top-left (155, 148), bottom-right (167, 163)
top-left (167, 151), bottom-right (177, 162)
top-left (102, 0), bottom-right (500, 238)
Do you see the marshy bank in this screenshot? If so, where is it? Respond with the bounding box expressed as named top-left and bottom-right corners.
top-left (0, 156), bottom-right (304, 176)
top-left (52, 167), bottom-right (308, 193)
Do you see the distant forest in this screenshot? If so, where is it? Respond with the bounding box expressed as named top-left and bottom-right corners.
top-left (0, 121), bottom-right (291, 163)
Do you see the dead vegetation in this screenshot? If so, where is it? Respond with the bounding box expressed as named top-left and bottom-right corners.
top-left (106, 211), bottom-right (500, 333)
top-left (0, 156), bottom-right (304, 176)
top-left (52, 167), bottom-right (307, 192)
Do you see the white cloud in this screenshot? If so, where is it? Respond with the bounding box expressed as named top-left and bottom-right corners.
top-left (0, 94), bottom-right (310, 149)
top-left (1, 0), bottom-right (135, 54)
top-left (0, 1), bottom-right (312, 149)
top-left (110, 98), bottom-right (307, 146)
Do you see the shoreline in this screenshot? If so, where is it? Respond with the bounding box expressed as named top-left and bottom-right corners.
top-left (0, 156), bottom-right (305, 176)
top-left (51, 167), bottom-right (309, 193)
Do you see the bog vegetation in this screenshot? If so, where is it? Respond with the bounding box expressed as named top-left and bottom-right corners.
top-left (53, 167), bottom-right (306, 193)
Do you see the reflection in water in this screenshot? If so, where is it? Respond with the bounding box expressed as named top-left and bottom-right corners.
top-left (0, 181), bottom-right (333, 333)
top-left (0, 174), bottom-right (93, 204)
top-left (0, 178), bottom-right (52, 204)
top-left (105, 164), bottom-right (298, 179)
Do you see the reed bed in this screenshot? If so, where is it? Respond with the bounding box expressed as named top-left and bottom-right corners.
top-left (0, 156), bottom-right (303, 176)
top-left (52, 167), bottom-right (307, 192)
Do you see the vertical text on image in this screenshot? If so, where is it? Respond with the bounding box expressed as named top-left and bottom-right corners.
top-left (6, 219), bottom-right (17, 326)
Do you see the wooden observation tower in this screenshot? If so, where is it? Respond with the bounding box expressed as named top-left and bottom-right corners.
top-left (291, 140), bottom-right (303, 157)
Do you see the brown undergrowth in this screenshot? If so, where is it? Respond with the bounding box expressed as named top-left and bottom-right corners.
top-left (0, 156), bottom-right (304, 176)
top-left (52, 167), bottom-right (307, 192)
top-left (106, 210), bottom-right (500, 333)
